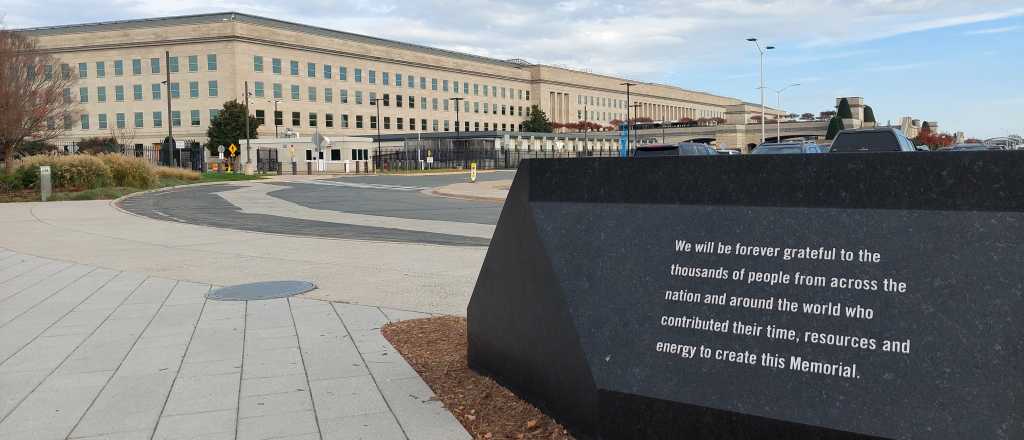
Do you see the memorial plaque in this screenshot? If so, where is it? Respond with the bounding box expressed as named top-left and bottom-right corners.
top-left (468, 153), bottom-right (1024, 440)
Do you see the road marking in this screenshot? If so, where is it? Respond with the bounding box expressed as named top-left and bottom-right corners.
top-left (292, 180), bottom-right (430, 191)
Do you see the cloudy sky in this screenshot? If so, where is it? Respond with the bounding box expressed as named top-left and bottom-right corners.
top-left (4, 0), bottom-right (1022, 138)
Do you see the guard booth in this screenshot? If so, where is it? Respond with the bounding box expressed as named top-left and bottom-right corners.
top-left (247, 136), bottom-right (375, 174)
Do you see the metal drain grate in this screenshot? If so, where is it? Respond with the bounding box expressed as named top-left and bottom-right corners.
top-left (207, 281), bottom-right (316, 301)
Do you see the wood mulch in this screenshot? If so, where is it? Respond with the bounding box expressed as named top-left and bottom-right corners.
top-left (382, 316), bottom-right (575, 440)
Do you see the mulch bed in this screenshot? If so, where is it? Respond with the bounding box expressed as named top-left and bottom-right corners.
top-left (382, 316), bottom-right (574, 440)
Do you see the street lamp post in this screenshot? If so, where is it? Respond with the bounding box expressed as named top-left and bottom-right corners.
top-left (268, 99), bottom-right (281, 138)
top-left (582, 104), bottom-right (588, 155)
top-left (631, 103), bottom-right (642, 150)
top-left (774, 83), bottom-right (800, 143)
top-left (450, 97), bottom-right (465, 167)
top-left (371, 98), bottom-right (382, 172)
top-left (747, 38), bottom-right (775, 145)
top-left (620, 82), bottom-right (636, 155)
top-left (244, 81), bottom-right (251, 166)
top-left (161, 50), bottom-right (173, 166)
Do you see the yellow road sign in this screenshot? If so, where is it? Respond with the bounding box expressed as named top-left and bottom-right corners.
top-left (228, 144), bottom-right (238, 155)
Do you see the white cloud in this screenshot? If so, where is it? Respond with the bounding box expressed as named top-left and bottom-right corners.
top-left (964, 25), bottom-right (1020, 35)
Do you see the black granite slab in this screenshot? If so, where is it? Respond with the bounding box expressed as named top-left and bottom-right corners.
top-left (467, 152), bottom-right (1024, 440)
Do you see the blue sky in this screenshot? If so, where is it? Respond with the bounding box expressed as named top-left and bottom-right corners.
top-left (4, 0), bottom-right (1022, 138)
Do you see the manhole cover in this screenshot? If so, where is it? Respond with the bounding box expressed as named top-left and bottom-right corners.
top-left (207, 281), bottom-right (316, 301)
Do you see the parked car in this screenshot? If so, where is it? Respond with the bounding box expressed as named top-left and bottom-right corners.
top-left (717, 149), bottom-right (742, 155)
top-left (829, 128), bottom-right (917, 153)
top-left (633, 142), bottom-right (718, 158)
top-left (751, 142), bottom-right (825, 154)
top-left (947, 144), bottom-right (1003, 151)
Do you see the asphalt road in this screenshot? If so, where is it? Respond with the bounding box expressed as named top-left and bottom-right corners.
top-left (118, 171), bottom-right (512, 246)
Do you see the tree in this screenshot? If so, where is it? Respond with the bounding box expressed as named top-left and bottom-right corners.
top-left (800, 113), bottom-right (815, 121)
top-left (825, 117), bottom-right (844, 140)
top-left (836, 98), bottom-right (853, 119)
top-left (863, 105), bottom-right (876, 124)
top-left (0, 30), bottom-right (78, 172)
top-left (920, 121), bottom-right (931, 135)
top-left (521, 105), bottom-right (552, 132)
top-left (205, 100), bottom-right (259, 155)
top-left (110, 124), bottom-right (136, 151)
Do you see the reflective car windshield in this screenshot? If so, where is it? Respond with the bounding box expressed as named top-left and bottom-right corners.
top-left (752, 146), bottom-right (805, 154)
top-left (830, 132), bottom-right (900, 152)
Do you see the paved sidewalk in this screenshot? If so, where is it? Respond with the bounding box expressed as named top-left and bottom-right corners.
top-left (0, 249), bottom-right (470, 440)
top-left (430, 180), bottom-right (512, 203)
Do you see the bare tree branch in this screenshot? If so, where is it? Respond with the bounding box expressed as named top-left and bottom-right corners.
top-left (0, 28), bottom-right (79, 171)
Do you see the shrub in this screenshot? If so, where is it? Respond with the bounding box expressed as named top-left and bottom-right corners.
top-left (0, 173), bottom-right (21, 192)
top-left (98, 154), bottom-right (158, 188)
top-left (155, 166), bottom-right (201, 182)
top-left (13, 155), bottom-right (112, 190)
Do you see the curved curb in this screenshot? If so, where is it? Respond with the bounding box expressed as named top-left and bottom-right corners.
top-left (424, 182), bottom-right (509, 203)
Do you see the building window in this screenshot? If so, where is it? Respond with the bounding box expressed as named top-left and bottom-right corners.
top-left (483, 86), bottom-right (488, 97)
top-left (168, 56), bottom-right (179, 73)
top-left (150, 58), bottom-right (160, 74)
top-left (115, 113), bottom-right (126, 129)
top-left (274, 111), bottom-right (283, 126)
top-left (473, 84), bottom-right (479, 95)
top-left (63, 115), bottom-right (72, 130)
top-left (340, 89), bottom-right (348, 104)
top-left (291, 85), bottom-right (300, 101)
top-left (134, 112), bottom-right (144, 128)
top-left (341, 114), bottom-right (349, 128)
top-left (79, 87), bottom-right (89, 103)
top-left (307, 62), bottom-right (316, 78)
top-left (254, 56), bottom-right (263, 72)
top-left (114, 85), bottom-right (125, 102)
top-left (210, 109), bottom-right (220, 121)
top-left (170, 82), bottom-right (180, 98)
top-left (369, 92), bottom-right (376, 105)
top-left (355, 115), bottom-right (363, 128)
top-left (273, 83), bottom-right (282, 99)
top-left (474, 102), bottom-right (479, 113)
top-left (290, 60), bottom-right (299, 75)
top-left (408, 74), bottom-right (415, 89)
top-left (453, 80), bottom-right (459, 94)
top-left (330, 148), bottom-right (341, 160)
top-left (308, 86), bottom-right (316, 102)
top-left (190, 110), bottom-right (200, 126)
top-left (432, 98), bottom-right (438, 111)
top-left (188, 55), bottom-right (199, 72)
top-left (421, 119), bottom-right (427, 131)
top-left (409, 96), bottom-right (415, 108)
top-left (133, 84), bottom-right (143, 101)
top-left (355, 91), bottom-right (363, 105)
top-left (208, 80), bottom-right (218, 97)
top-left (351, 149), bottom-right (368, 161)
top-left (474, 122), bottom-right (480, 131)
top-left (325, 113), bottom-right (334, 128)
top-left (383, 117), bottom-right (390, 129)
top-left (370, 116), bottom-right (377, 129)
top-left (272, 58), bottom-right (282, 74)
top-left (396, 94), bottom-right (403, 108)
top-left (442, 79), bottom-right (448, 92)
top-left (382, 72), bottom-right (389, 86)
top-left (78, 62), bottom-right (88, 79)
top-left (382, 94), bottom-right (390, 106)
top-left (395, 73), bottom-right (402, 87)
top-left (420, 77), bottom-right (426, 89)
top-left (431, 78), bottom-right (438, 91)
top-left (309, 112), bottom-right (317, 127)
top-left (397, 118), bottom-right (403, 130)
top-left (432, 119), bottom-right (438, 131)
top-left (207, 54), bottom-right (217, 71)
top-left (254, 81), bottom-right (264, 98)
top-left (368, 70), bottom-right (376, 84)
top-left (153, 111), bottom-right (162, 128)
top-left (291, 112), bottom-right (300, 126)
top-left (113, 60), bottom-right (123, 76)
top-left (324, 88), bottom-right (332, 103)
top-left (463, 82), bottom-right (469, 94)
top-left (443, 99), bottom-right (449, 111)
top-left (97, 86), bottom-right (106, 102)
top-left (420, 97), bottom-right (427, 109)
top-left (80, 114), bottom-right (90, 130)
top-left (96, 61), bottom-right (106, 78)
top-left (339, 66), bottom-right (347, 81)
top-left (189, 81), bottom-right (199, 98)
top-left (444, 120), bottom-right (449, 131)
top-left (132, 59), bottom-right (142, 75)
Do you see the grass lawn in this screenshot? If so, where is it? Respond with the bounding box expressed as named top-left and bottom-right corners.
top-left (0, 172), bottom-right (266, 203)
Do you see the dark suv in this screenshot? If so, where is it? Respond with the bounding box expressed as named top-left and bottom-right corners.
top-left (633, 142), bottom-right (718, 158)
top-left (829, 128), bottom-right (917, 153)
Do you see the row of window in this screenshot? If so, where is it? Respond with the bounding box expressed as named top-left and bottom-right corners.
top-left (54, 109), bottom-right (220, 131)
top-left (254, 84), bottom-right (525, 116)
top-left (57, 55), bottom-right (218, 79)
top-left (253, 110), bottom-right (522, 132)
top-left (578, 95), bottom-right (623, 109)
top-left (252, 56), bottom-right (530, 101)
top-left (70, 81), bottom-right (219, 103)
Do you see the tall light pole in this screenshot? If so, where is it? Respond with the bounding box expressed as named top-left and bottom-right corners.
top-left (630, 103), bottom-right (642, 150)
top-left (449, 97), bottom-right (464, 138)
top-left (582, 104), bottom-right (588, 155)
top-left (747, 38), bottom-right (775, 145)
top-left (268, 99), bottom-right (281, 138)
top-left (244, 81), bottom-right (251, 165)
top-left (371, 98), bottom-right (382, 172)
top-left (620, 82), bottom-right (636, 155)
top-left (774, 83), bottom-right (800, 143)
top-left (161, 50), bottom-right (173, 166)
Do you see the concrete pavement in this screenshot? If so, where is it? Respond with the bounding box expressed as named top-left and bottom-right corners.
top-left (0, 248), bottom-right (469, 440)
top-left (0, 200), bottom-right (484, 315)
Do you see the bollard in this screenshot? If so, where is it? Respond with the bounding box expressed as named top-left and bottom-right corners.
top-left (39, 166), bottom-right (52, 202)
top-left (306, 161), bottom-right (312, 175)
top-left (291, 161), bottom-right (297, 175)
